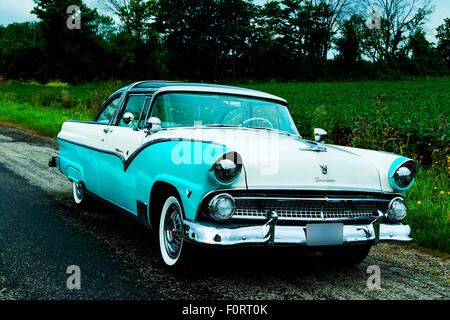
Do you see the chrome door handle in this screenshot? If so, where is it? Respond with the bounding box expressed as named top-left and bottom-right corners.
top-left (103, 128), bottom-right (113, 134)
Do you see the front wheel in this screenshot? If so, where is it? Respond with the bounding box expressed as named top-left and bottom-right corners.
top-left (158, 195), bottom-right (192, 271)
top-left (321, 244), bottom-right (372, 267)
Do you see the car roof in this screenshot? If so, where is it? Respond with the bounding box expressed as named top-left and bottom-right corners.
top-left (112, 80), bottom-right (288, 105)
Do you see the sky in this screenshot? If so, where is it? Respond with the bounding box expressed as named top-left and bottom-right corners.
top-left (0, 0), bottom-right (449, 43)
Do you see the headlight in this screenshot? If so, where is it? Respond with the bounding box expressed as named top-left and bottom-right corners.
top-left (208, 193), bottom-right (236, 221)
top-left (387, 197), bottom-right (407, 221)
top-left (210, 151), bottom-right (242, 184)
top-left (389, 159), bottom-right (418, 190)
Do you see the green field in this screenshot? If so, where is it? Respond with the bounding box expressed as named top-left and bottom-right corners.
top-left (0, 79), bottom-right (448, 251)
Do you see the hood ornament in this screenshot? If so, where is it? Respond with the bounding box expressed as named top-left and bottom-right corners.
top-left (320, 164), bottom-right (328, 175)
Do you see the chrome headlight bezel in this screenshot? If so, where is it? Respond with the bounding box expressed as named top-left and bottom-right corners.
top-left (387, 197), bottom-right (408, 222)
top-left (207, 193), bottom-right (236, 221)
top-left (210, 151), bottom-right (243, 185)
top-left (389, 159), bottom-right (418, 191)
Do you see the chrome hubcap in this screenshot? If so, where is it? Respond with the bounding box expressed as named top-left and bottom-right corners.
top-left (163, 203), bottom-right (183, 259)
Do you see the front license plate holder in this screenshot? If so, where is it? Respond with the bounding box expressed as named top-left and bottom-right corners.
top-left (306, 223), bottom-right (344, 246)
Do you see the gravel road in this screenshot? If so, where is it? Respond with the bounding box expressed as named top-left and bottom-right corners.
top-left (0, 123), bottom-right (448, 300)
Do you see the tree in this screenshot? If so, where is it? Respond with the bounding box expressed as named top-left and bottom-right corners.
top-left (359, 0), bottom-right (433, 62)
top-left (405, 29), bottom-right (434, 75)
top-left (312, 0), bottom-right (354, 64)
top-left (215, 0), bottom-right (256, 81)
top-left (103, 0), bottom-right (158, 40)
top-left (259, 0), bottom-right (333, 78)
top-left (156, 0), bottom-right (255, 80)
top-left (31, 0), bottom-right (109, 82)
top-left (0, 22), bottom-right (42, 80)
top-left (335, 15), bottom-right (365, 68)
top-left (436, 18), bottom-right (450, 69)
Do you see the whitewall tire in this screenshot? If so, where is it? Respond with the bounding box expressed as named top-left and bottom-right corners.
top-left (72, 180), bottom-right (90, 207)
top-left (159, 196), bottom-right (185, 267)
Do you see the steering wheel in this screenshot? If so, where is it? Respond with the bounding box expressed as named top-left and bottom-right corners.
top-left (241, 117), bottom-right (274, 129)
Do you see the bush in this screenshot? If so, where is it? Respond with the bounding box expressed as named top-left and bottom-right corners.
top-left (350, 94), bottom-right (406, 154)
top-left (32, 90), bottom-right (60, 107)
top-left (46, 80), bottom-right (69, 88)
top-left (61, 90), bottom-right (77, 109)
top-left (82, 81), bottom-right (123, 110)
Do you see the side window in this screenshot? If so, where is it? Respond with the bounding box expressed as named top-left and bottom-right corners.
top-left (96, 95), bottom-right (121, 124)
top-left (117, 95), bottom-right (147, 128)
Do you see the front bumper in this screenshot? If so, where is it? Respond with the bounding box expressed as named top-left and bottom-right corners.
top-left (183, 212), bottom-right (412, 247)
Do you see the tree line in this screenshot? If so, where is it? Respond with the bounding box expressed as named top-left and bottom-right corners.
top-left (0, 0), bottom-right (449, 83)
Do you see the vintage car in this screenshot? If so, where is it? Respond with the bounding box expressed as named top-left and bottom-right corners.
top-left (49, 81), bottom-right (417, 269)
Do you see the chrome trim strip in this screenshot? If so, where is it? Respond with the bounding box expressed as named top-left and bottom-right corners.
top-left (57, 137), bottom-right (226, 172)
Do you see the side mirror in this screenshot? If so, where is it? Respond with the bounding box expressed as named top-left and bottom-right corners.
top-left (314, 128), bottom-right (327, 143)
top-left (146, 117), bottom-right (162, 133)
top-left (122, 112), bottom-right (135, 125)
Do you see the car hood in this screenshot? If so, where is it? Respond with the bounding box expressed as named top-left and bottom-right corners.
top-left (154, 128), bottom-right (383, 192)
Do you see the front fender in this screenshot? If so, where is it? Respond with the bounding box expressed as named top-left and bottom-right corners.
top-left (334, 146), bottom-right (415, 193)
top-left (130, 140), bottom-right (246, 222)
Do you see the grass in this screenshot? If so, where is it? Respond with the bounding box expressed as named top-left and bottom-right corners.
top-left (0, 100), bottom-right (93, 137)
top-left (405, 168), bottom-right (449, 252)
top-left (0, 78), bottom-right (448, 252)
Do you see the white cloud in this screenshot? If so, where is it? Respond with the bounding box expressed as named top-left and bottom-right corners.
top-left (0, 0), bottom-right (36, 25)
top-left (427, 0), bottom-right (450, 43)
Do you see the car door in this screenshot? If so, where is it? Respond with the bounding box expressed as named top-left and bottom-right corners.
top-left (68, 93), bottom-right (123, 196)
top-left (97, 94), bottom-right (151, 212)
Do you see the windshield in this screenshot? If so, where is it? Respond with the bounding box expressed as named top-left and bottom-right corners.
top-left (149, 93), bottom-right (299, 135)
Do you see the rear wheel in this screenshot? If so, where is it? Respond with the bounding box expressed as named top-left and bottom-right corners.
top-left (321, 244), bottom-right (372, 267)
top-left (158, 195), bottom-right (192, 271)
top-left (72, 180), bottom-right (90, 207)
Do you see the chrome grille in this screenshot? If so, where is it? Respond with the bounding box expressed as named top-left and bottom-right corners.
top-left (233, 197), bottom-right (389, 221)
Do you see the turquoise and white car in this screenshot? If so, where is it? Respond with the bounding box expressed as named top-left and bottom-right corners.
top-left (49, 81), bottom-right (417, 269)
